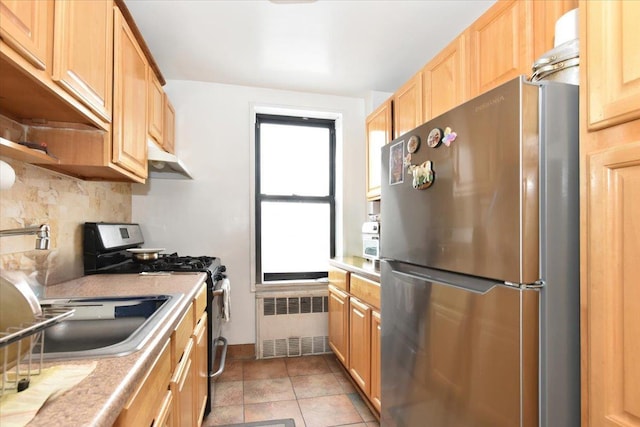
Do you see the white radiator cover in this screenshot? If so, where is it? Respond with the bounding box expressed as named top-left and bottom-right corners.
top-left (256, 292), bottom-right (330, 359)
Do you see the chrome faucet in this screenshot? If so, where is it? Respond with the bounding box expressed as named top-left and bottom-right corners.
top-left (0, 224), bottom-right (51, 250)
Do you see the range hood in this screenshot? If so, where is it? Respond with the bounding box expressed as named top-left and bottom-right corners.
top-left (147, 140), bottom-right (193, 179)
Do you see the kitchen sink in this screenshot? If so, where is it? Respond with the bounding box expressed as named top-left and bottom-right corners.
top-left (33, 294), bottom-right (182, 360)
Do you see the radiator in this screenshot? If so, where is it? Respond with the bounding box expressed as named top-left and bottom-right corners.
top-left (256, 293), bottom-right (330, 359)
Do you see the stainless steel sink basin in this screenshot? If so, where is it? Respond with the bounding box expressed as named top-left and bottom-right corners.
top-left (34, 294), bottom-right (182, 360)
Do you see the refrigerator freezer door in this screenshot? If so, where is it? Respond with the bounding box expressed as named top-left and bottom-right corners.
top-left (381, 77), bottom-right (541, 284)
top-left (381, 260), bottom-right (539, 427)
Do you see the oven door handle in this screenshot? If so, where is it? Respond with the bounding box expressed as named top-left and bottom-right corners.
top-left (212, 289), bottom-right (224, 297)
top-left (209, 336), bottom-right (228, 379)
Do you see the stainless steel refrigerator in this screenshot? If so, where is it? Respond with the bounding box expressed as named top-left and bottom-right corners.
top-left (380, 76), bottom-right (580, 427)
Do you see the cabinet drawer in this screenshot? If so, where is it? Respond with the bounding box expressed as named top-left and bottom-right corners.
top-left (193, 282), bottom-right (207, 321)
top-left (329, 267), bottom-right (350, 292)
top-left (116, 339), bottom-right (171, 426)
top-left (171, 303), bottom-right (194, 367)
top-left (350, 274), bottom-right (380, 309)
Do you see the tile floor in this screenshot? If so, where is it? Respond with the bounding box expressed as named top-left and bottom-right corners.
top-left (203, 354), bottom-right (380, 427)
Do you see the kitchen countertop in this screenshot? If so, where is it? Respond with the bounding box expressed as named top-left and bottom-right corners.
top-left (26, 272), bottom-right (207, 427)
top-left (330, 256), bottom-right (380, 282)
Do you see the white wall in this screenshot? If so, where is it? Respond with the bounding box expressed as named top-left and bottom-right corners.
top-left (132, 80), bottom-right (366, 345)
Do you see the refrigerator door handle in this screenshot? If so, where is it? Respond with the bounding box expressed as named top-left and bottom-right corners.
top-left (385, 259), bottom-right (500, 295)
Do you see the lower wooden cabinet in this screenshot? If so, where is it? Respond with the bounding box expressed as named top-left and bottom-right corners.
top-left (170, 338), bottom-right (195, 426)
top-left (349, 297), bottom-right (372, 394)
top-left (328, 284), bottom-right (350, 366)
top-left (328, 267), bottom-right (381, 415)
top-left (116, 282), bottom-right (207, 427)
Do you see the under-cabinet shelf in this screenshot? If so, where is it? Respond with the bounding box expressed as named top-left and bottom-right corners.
top-left (0, 136), bottom-right (58, 164)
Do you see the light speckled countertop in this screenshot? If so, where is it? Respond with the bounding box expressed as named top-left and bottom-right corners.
top-left (26, 272), bottom-right (207, 427)
top-left (330, 256), bottom-right (380, 282)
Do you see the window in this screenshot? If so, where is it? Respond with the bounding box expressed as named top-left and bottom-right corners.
top-left (255, 114), bottom-right (336, 283)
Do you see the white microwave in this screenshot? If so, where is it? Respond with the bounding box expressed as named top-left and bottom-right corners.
top-left (362, 222), bottom-right (380, 261)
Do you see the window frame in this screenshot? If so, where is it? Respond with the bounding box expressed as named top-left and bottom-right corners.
top-left (255, 113), bottom-right (336, 283)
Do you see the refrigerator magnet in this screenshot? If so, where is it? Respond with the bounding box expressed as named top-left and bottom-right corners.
top-left (389, 140), bottom-right (405, 185)
top-left (408, 160), bottom-right (434, 190)
top-left (407, 135), bottom-right (420, 153)
top-left (427, 128), bottom-right (443, 148)
top-left (442, 127), bottom-right (457, 146)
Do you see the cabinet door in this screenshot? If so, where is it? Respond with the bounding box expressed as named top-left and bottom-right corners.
top-left (113, 6), bottom-right (148, 179)
top-left (393, 72), bottom-right (423, 139)
top-left (365, 99), bottom-right (392, 200)
top-left (328, 285), bottom-right (349, 367)
top-left (370, 310), bottom-right (381, 413)
top-left (163, 95), bottom-right (176, 154)
top-left (170, 338), bottom-right (195, 427)
top-left (349, 297), bottom-right (371, 395)
top-left (580, 2), bottom-right (640, 427)
top-left (469, 0), bottom-right (533, 97)
top-left (584, 0), bottom-right (640, 130)
top-left (52, 0), bottom-right (113, 121)
top-left (148, 71), bottom-right (164, 145)
top-left (0, 0), bottom-right (51, 70)
top-left (193, 312), bottom-right (208, 425)
top-left (423, 31), bottom-right (468, 122)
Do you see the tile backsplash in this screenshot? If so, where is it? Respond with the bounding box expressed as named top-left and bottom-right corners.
top-left (0, 158), bottom-right (131, 286)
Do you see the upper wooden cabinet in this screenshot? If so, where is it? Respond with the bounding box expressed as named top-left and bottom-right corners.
top-left (365, 98), bottom-right (392, 200)
top-left (112, 5), bottom-right (148, 179)
top-left (0, 0), bottom-right (52, 70)
top-left (52, 0), bottom-right (113, 122)
top-left (422, 31), bottom-right (469, 122)
top-left (580, 2), bottom-right (640, 427)
top-left (583, 0), bottom-right (640, 130)
top-left (148, 71), bottom-right (164, 145)
top-left (468, 0), bottom-right (534, 97)
top-left (393, 72), bottom-right (423, 139)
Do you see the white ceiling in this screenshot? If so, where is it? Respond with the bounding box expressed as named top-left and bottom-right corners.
top-left (124, 0), bottom-right (496, 98)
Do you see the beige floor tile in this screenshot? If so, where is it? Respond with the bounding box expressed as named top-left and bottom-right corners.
top-left (245, 400), bottom-right (306, 427)
top-left (285, 355), bottom-right (331, 377)
top-left (244, 358), bottom-right (289, 380)
top-left (333, 371), bottom-right (357, 394)
top-left (244, 377), bottom-right (296, 404)
top-left (298, 394), bottom-right (363, 427)
top-left (291, 373), bottom-right (344, 399)
top-left (323, 354), bottom-right (343, 374)
top-left (218, 358), bottom-right (244, 382)
top-left (347, 393), bottom-right (375, 422)
top-left (213, 380), bottom-right (244, 407)
top-left (203, 404), bottom-right (244, 426)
